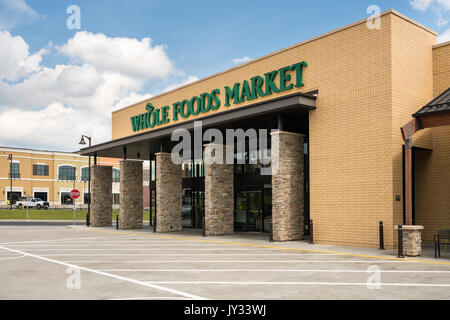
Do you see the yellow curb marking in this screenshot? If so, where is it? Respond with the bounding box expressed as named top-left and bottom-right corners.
top-left (84, 228), bottom-right (450, 266)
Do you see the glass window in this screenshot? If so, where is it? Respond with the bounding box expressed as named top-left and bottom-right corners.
top-left (34, 192), bottom-right (48, 202)
top-left (182, 161), bottom-right (193, 178)
top-left (9, 163), bottom-right (20, 179)
top-left (61, 192), bottom-right (73, 205)
top-left (112, 168), bottom-right (120, 182)
top-left (112, 193), bottom-right (120, 205)
top-left (143, 169), bottom-right (150, 182)
top-left (81, 167), bottom-right (89, 182)
top-left (84, 192), bottom-right (90, 205)
top-left (58, 166), bottom-right (76, 181)
top-left (151, 160), bottom-right (156, 181)
top-left (33, 164), bottom-right (49, 176)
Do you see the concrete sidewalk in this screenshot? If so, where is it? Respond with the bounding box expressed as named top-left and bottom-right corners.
top-left (70, 226), bottom-right (450, 264)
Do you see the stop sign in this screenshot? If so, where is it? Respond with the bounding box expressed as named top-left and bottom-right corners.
top-left (70, 189), bottom-right (80, 199)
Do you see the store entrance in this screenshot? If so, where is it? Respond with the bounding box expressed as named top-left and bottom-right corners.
top-left (182, 188), bottom-right (205, 229)
top-left (234, 185), bottom-right (272, 232)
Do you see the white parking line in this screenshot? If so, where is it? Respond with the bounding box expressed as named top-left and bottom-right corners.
top-left (101, 269), bottom-right (450, 273)
top-left (0, 236), bottom-right (135, 245)
top-left (143, 281), bottom-right (450, 287)
top-left (62, 260), bottom-right (416, 263)
top-left (11, 248), bottom-right (289, 251)
top-left (0, 245), bottom-right (207, 300)
top-left (39, 253), bottom-right (342, 256)
top-left (110, 296), bottom-right (190, 300)
top-left (5, 243), bottom-right (203, 247)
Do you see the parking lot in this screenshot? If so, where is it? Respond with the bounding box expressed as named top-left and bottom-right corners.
top-left (0, 224), bottom-right (449, 300)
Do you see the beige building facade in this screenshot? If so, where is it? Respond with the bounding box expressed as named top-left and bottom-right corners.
top-left (0, 147), bottom-right (121, 208)
top-left (81, 10), bottom-right (450, 250)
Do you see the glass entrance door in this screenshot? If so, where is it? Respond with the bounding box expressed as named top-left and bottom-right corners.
top-left (234, 189), bottom-right (263, 232)
top-left (182, 188), bottom-right (204, 229)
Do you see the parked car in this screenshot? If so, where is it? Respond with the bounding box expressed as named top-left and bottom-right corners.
top-left (16, 198), bottom-right (49, 210)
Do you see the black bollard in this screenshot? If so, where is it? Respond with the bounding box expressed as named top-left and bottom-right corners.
top-left (379, 221), bottom-right (384, 250)
top-left (269, 218), bottom-right (273, 242)
top-left (397, 224), bottom-right (404, 258)
top-left (86, 213), bottom-right (90, 227)
top-left (202, 216), bottom-right (206, 237)
top-left (116, 214), bottom-right (119, 230)
top-left (309, 220), bottom-right (314, 244)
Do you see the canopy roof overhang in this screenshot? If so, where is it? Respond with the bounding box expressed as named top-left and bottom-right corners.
top-left (401, 87), bottom-right (450, 226)
top-left (79, 92), bottom-right (317, 160)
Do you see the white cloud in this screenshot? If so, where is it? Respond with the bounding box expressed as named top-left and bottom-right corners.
top-left (437, 28), bottom-right (450, 42)
top-left (0, 0), bottom-right (41, 30)
top-left (112, 92), bottom-right (153, 110)
top-left (410, 0), bottom-right (434, 11)
top-left (58, 31), bottom-right (176, 81)
top-left (161, 75), bottom-right (199, 93)
top-left (436, 0), bottom-right (450, 10)
top-left (410, 0), bottom-right (450, 27)
top-left (0, 31), bottom-right (187, 151)
top-left (0, 30), bottom-right (46, 81)
top-left (232, 57), bottom-right (252, 64)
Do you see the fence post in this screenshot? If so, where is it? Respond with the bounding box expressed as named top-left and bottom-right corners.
top-left (397, 224), bottom-right (404, 258)
top-left (116, 214), bottom-right (119, 230)
top-left (379, 221), bottom-right (384, 250)
top-left (309, 220), bottom-right (314, 244)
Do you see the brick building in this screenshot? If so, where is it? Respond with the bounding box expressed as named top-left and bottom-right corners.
top-left (80, 10), bottom-right (450, 250)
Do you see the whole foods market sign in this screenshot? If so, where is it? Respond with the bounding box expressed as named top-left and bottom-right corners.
top-left (131, 61), bottom-right (307, 132)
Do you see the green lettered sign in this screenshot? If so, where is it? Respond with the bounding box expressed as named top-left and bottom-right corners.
top-left (130, 61), bottom-right (307, 132)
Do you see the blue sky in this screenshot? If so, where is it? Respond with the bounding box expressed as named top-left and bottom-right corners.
top-left (0, 0), bottom-right (449, 151)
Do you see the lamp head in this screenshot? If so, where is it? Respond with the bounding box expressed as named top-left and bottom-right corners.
top-left (79, 136), bottom-right (87, 145)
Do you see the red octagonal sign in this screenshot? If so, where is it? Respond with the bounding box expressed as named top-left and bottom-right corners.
top-left (70, 189), bottom-right (80, 200)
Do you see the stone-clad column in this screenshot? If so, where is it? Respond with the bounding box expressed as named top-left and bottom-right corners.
top-left (156, 153), bottom-right (182, 232)
top-left (204, 143), bottom-right (234, 236)
top-left (120, 160), bottom-right (143, 229)
top-left (91, 165), bottom-right (112, 227)
top-left (271, 131), bottom-right (305, 241)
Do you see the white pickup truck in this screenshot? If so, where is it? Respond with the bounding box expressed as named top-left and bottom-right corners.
top-left (16, 198), bottom-right (50, 210)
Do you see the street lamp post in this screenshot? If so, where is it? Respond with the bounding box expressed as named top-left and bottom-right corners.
top-left (8, 154), bottom-right (12, 210)
top-left (79, 135), bottom-right (92, 226)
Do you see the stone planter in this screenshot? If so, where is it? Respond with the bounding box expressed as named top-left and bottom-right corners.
top-left (395, 225), bottom-right (424, 257)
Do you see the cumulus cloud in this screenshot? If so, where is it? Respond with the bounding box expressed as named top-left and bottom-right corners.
top-left (162, 75), bottom-right (199, 93)
top-left (0, 30), bottom-right (47, 81)
top-left (438, 28), bottom-right (450, 42)
top-left (232, 57), bottom-right (252, 64)
top-left (0, 0), bottom-right (41, 30)
top-left (0, 31), bottom-right (189, 151)
top-left (410, 0), bottom-right (434, 11)
top-left (410, 0), bottom-right (450, 42)
top-left (58, 31), bottom-right (176, 80)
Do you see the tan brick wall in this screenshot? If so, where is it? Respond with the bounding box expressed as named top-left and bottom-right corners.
top-left (390, 14), bottom-right (436, 249)
top-left (110, 11), bottom-right (438, 248)
top-left (415, 42), bottom-right (450, 243)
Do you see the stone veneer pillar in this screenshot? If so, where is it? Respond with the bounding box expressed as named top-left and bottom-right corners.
top-left (120, 160), bottom-right (143, 229)
top-left (271, 131), bottom-right (305, 241)
top-left (90, 165), bottom-right (113, 227)
top-left (156, 153), bottom-right (182, 232)
top-left (204, 143), bottom-right (234, 236)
